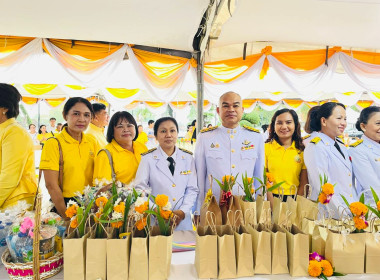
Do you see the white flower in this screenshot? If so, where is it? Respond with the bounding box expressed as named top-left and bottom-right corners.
top-left (67, 200), bottom-right (78, 207)
top-left (162, 202), bottom-right (172, 211)
top-left (99, 192), bottom-right (109, 199)
top-left (116, 181), bottom-right (123, 188)
top-left (115, 198), bottom-right (122, 206)
top-left (111, 211), bottom-right (123, 220)
top-left (133, 212), bottom-right (144, 221)
top-left (100, 178), bottom-right (112, 186)
top-left (135, 197), bottom-right (146, 207)
top-left (94, 178), bottom-right (100, 186)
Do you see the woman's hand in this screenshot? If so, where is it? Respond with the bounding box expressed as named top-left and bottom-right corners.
top-left (172, 210), bottom-right (185, 227)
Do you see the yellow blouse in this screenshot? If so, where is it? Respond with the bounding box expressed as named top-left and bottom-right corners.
top-left (39, 127), bottom-right (99, 197)
top-left (86, 122), bottom-right (107, 148)
top-left (265, 140), bottom-right (306, 195)
top-left (136, 131), bottom-right (148, 145)
top-left (37, 132), bottom-right (54, 144)
top-left (0, 118), bottom-right (37, 209)
top-left (93, 139), bottom-right (147, 184)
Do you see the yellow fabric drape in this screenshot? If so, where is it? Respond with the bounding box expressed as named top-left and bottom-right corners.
top-left (106, 88), bottom-right (140, 98)
top-left (22, 96), bottom-right (39, 105)
top-left (125, 101), bottom-right (140, 110)
top-left (87, 96), bottom-right (108, 106)
top-left (285, 100), bottom-right (304, 108)
top-left (132, 48), bottom-right (190, 88)
top-left (0, 36), bottom-right (35, 53)
top-left (23, 84), bottom-right (57, 95)
top-left (45, 98), bottom-right (66, 107)
top-left (170, 101), bottom-right (189, 109)
top-left (44, 39), bottom-right (124, 60)
top-left (342, 50), bottom-right (380, 65)
top-left (191, 100), bottom-right (210, 107)
top-left (65, 85), bottom-right (87, 90)
top-left (242, 99), bottom-right (257, 108)
top-left (144, 101), bottom-right (166, 108)
top-left (371, 92), bottom-right (380, 100)
top-left (356, 100), bottom-right (374, 108)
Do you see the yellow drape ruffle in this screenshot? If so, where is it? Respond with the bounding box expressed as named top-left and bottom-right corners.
top-left (23, 84), bottom-right (57, 95)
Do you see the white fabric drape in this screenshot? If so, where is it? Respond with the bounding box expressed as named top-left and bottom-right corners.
top-left (58, 85), bottom-right (97, 98)
top-left (143, 102), bottom-right (169, 114)
top-left (43, 39), bottom-right (127, 87)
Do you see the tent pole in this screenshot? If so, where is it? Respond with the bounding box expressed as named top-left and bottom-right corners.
top-left (38, 99), bottom-right (41, 128)
top-left (196, 51), bottom-right (204, 132)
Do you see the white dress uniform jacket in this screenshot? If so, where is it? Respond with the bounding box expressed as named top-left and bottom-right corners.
top-left (304, 132), bottom-right (357, 218)
top-left (134, 146), bottom-right (199, 231)
top-left (194, 125), bottom-right (264, 211)
top-left (349, 135), bottom-right (380, 204)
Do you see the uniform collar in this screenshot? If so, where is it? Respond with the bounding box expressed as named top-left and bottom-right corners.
top-left (319, 132), bottom-right (336, 146)
top-left (272, 139), bottom-right (296, 150)
top-left (220, 124), bottom-right (240, 134)
top-left (362, 134), bottom-right (380, 149)
top-left (0, 118), bottom-right (16, 129)
top-left (89, 122), bottom-right (104, 133)
top-left (158, 145), bottom-right (177, 161)
top-left (61, 127), bottom-right (88, 144)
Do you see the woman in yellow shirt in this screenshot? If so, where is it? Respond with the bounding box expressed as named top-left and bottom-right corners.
top-left (136, 125), bottom-right (148, 145)
top-left (0, 84), bottom-right (37, 209)
top-left (37, 125), bottom-right (53, 145)
top-left (40, 97), bottom-right (99, 219)
top-left (93, 111), bottom-right (147, 185)
top-left (265, 109), bottom-right (308, 202)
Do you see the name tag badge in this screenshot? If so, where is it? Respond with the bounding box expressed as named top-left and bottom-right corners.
top-left (180, 170), bottom-right (192, 175)
top-left (241, 144), bottom-right (254, 151)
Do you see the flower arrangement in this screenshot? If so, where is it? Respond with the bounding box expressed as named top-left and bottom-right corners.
top-left (308, 252), bottom-right (345, 279)
top-left (145, 194), bottom-right (173, 236)
top-left (318, 174), bottom-right (335, 204)
top-left (254, 170), bottom-right (284, 197)
top-left (367, 187), bottom-right (380, 219)
top-left (239, 172), bottom-right (255, 202)
top-left (341, 193), bottom-right (369, 232)
top-left (214, 174), bottom-right (238, 206)
top-left (134, 197), bottom-right (149, 232)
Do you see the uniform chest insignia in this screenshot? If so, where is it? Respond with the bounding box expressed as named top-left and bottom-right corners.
top-left (89, 151), bottom-right (94, 157)
top-left (215, 143), bottom-right (220, 148)
top-left (302, 134), bottom-right (311, 140)
top-left (180, 170), bottom-right (192, 175)
top-left (141, 147), bottom-right (157, 156)
top-left (375, 158), bottom-right (380, 162)
top-left (349, 139), bottom-right (363, 148)
top-left (242, 125), bottom-right (260, 133)
top-left (242, 140), bottom-right (251, 145)
top-left (294, 154), bottom-right (301, 163)
top-left (241, 144), bottom-right (255, 151)
top-left (211, 143), bottom-right (215, 148)
top-left (179, 147), bottom-right (193, 155)
top-left (200, 126), bottom-right (218, 133)
top-left (310, 137), bottom-right (321, 144)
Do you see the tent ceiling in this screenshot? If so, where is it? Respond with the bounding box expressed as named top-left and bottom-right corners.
top-left (211, 0), bottom-right (380, 53)
top-left (0, 0), bottom-right (210, 52)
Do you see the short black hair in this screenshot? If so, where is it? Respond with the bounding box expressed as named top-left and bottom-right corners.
top-left (57, 123), bottom-right (62, 126)
top-left (309, 102), bottom-right (346, 132)
top-left (154, 117), bottom-right (179, 136)
top-left (148, 120), bottom-right (154, 125)
top-left (92, 103), bottom-right (107, 114)
top-left (29, 124), bottom-right (36, 129)
top-left (49, 117), bottom-right (56, 121)
top-left (0, 83), bottom-right (21, 118)
top-left (106, 111), bottom-right (138, 143)
top-left (356, 106), bottom-right (380, 132)
top-left (38, 125), bottom-right (46, 134)
top-left (261, 124), bottom-right (269, 132)
top-left (63, 97), bottom-right (94, 118)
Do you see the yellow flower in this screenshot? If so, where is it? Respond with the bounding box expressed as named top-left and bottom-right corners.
top-left (247, 177), bottom-right (253, 184)
top-left (94, 209), bottom-right (103, 223)
top-left (136, 217), bottom-right (147, 231)
top-left (377, 201), bottom-right (380, 211)
top-left (222, 175), bottom-right (234, 183)
top-left (204, 188), bottom-right (213, 203)
top-left (160, 210), bottom-right (173, 220)
top-left (65, 205), bottom-right (78, 218)
top-left (308, 260), bottom-right (322, 277)
top-left (266, 173), bottom-right (275, 183)
top-left (96, 196), bottom-right (108, 207)
top-left (156, 194), bottom-right (169, 207)
top-left (321, 183), bottom-right (334, 195)
top-left (113, 202), bottom-right (125, 214)
top-left (350, 202), bottom-right (368, 216)
top-left (135, 201), bottom-right (149, 214)
top-left (70, 218), bottom-right (78, 229)
top-left (111, 221), bottom-right (123, 228)
top-left (353, 216), bottom-right (368, 230)
top-left (320, 260), bottom-right (333, 277)
top-left (250, 188), bottom-right (255, 194)
top-left (318, 192), bottom-right (327, 204)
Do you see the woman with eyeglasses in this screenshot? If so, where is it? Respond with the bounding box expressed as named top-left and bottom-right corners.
top-left (93, 111), bottom-right (147, 184)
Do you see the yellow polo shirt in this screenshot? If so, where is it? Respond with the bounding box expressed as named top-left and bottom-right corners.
top-left (136, 131), bottom-right (148, 145)
top-left (265, 140), bottom-right (306, 195)
top-left (93, 139), bottom-right (147, 184)
top-left (37, 132), bottom-right (54, 144)
top-left (0, 118), bottom-right (37, 209)
top-left (40, 127), bottom-right (99, 197)
top-left (86, 122), bottom-right (107, 148)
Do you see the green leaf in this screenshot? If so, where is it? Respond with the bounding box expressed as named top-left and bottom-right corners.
top-left (367, 205), bottom-right (380, 219)
top-left (267, 181), bottom-right (285, 192)
top-left (371, 187), bottom-right (379, 204)
top-left (340, 194), bottom-right (350, 209)
top-left (253, 176), bottom-right (264, 186)
top-left (319, 273), bottom-right (328, 280)
top-left (332, 272), bottom-right (346, 276)
top-left (319, 174), bottom-right (323, 187)
top-left (76, 206), bottom-right (84, 237)
top-left (359, 193), bottom-right (365, 204)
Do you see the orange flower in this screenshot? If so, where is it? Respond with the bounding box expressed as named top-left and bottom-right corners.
top-left (136, 217), bottom-right (147, 231)
top-left (377, 201), bottom-right (380, 211)
top-left (247, 177), bottom-right (253, 184)
top-left (350, 202), bottom-right (368, 216)
top-left (250, 188), bottom-right (255, 194)
top-left (320, 260), bottom-right (333, 277)
top-left (321, 183), bottom-right (334, 195)
top-left (160, 210), bottom-right (173, 220)
top-left (266, 182), bottom-right (273, 189)
top-left (65, 205), bottom-right (78, 218)
top-left (70, 218), bottom-right (78, 228)
top-left (353, 216), bottom-right (368, 230)
top-left (266, 173), bottom-right (275, 183)
top-left (111, 221), bottom-right (123, 228)
top-left (308, 260), bottom-right (322, 277)
top-left (113, 202), bottom-right (125, 214)
top-left (155, 194), bottom-right (169, 207)
top-left (222, 175), bottom-right (234, 183)
top-left (96, 196), bottom-right (108, 207)
top-left (135, 201), bottom-right (149, 214)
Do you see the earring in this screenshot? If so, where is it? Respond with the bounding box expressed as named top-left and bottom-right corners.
top-left (2, 112), bottom-right (5, 115)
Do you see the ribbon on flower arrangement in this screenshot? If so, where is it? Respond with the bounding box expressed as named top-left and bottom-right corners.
top-left (220, 190), bottom-right (232, 207)
top-left (341, 228), bottom-right (355, 249)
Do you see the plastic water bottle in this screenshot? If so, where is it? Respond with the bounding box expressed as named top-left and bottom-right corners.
top-left (14, 232), bottom-right (33, 263)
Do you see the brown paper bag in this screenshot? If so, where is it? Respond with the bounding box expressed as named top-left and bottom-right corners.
top-left (296, 186), bottom-right (318, 227)
top-left (221, 195), bottom-right (244, 226)
top-left (247, 224), bottom-right (271, 274)
top-left (216, 225), bottom-right (236, 279)
top-left (365, 232), bottom-right (380, 273)
top-left (271, 224), bottom-right (288, 274)
top-left (273, 194), bottom-right (288, 225)
top-left (311, 225), bottom-right (328, 256)
top-left (286, 195), bottom-right (298, 227)
top-left (238, 197), bottom-right (257, 226)
top-left (107, 231), bottom-right (131, 280)
top-left (195, 225), bottom-right (218, 279)
top-left (86, 227), bottom-right (111, 280)
top-left (63, 230), bottom-right (90, 280)
top-left (325, 229), bottom-right (366, 274)
top-left (234, 225), bottom-right (254, 277)
top-left (284, 224), bottom-right (309, 276)
top-left (129, 229), bottom-right (148, 280)
top-left (301, 217), bottom-right (316, 253)
top-left (200, 195), bottom-right (222, 226)
top-left (149, 226), bottom-right (173, 280)
top-left (256, 195), bottom-right (271, 224)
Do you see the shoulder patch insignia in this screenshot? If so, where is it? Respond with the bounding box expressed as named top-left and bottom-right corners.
top-left (349, 139), bottom-right (363, 148)
top-left (302, 134), bottom-right (311, 140)
top-left (200, 126), bottom-right (218, 133)
top-left (179, 147), bottom-right (193, 155)
top-left (310, 137), bottom-right (321, 144)
top-left (141, 147), bottom-right (157, 156)
top-left (242, 125), bottom-right (260, 133)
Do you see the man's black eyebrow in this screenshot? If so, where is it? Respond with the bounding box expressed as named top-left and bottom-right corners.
top-left (222, 101), bottom-right (240, 105)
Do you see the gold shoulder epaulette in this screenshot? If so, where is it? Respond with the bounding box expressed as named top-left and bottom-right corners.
top-left (310, 137), bottom-right (321, 144)
top-left (141, 148), bottom-right (157, 156)
top-left (200, 126), bottom-right (218, 133)
top-left (350, 139), bottom-right (363, 148)
top-left (179, 147), bottom-right (193, 155)
top-left (243, 125), bottom-right (260, 133)
top-left (302, 134), bottom-right (311, 140)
